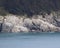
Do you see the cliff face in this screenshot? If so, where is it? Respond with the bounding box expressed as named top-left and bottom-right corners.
top-left (0, 13), bottom-right (60, 32)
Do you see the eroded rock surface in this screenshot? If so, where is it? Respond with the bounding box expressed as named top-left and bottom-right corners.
top-left (0, 14), bottom-right (60, 32)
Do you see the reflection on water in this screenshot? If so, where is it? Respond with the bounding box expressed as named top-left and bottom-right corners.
top-left (0, 32), bottom-right (60, 48)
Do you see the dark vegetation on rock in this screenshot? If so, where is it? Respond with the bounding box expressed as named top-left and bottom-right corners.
top-left (0, 0), bottom-right (60, 16)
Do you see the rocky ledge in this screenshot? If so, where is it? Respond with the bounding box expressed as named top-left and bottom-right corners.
top-left (0, 13), bottom-right (60, 33)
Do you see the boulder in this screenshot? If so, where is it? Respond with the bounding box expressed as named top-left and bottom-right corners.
top-left (2, 22), bottom-right (13, 32)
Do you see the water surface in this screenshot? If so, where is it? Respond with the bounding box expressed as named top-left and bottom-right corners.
top-left (0, 32), bottom-right (60, 48)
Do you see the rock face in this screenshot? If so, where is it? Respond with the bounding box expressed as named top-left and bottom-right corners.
top-left (0, 14), bottom-right (60, 32)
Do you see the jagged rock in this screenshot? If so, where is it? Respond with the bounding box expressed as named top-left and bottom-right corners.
top-left (0, 14), bottom-right (60, 32)
top-left (32, 18), bottom-right (59, 32)
top-left (53, 15), bottom-right (60, 27)
top-left (12, 25), bottom-right (29, 32)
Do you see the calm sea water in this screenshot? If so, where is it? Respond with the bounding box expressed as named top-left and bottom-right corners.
top-left (0, 32), bottom-right (60, 48)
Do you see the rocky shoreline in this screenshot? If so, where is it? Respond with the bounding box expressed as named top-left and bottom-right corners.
top-left (0, 13), bottom-right (60, 33)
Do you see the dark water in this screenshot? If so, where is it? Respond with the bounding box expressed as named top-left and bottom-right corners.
top-left (0, 32), bottom-right (60, 48)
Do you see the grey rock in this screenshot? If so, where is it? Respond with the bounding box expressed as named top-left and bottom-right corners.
top-left (0, 14), bottom-right (60, 32)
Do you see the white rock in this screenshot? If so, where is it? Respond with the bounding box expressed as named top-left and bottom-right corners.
top-left (23, 18), bottom-right (32, 27)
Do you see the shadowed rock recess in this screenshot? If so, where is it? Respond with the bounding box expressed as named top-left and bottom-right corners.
top-left (0, 0), bottom-right (60, 32)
